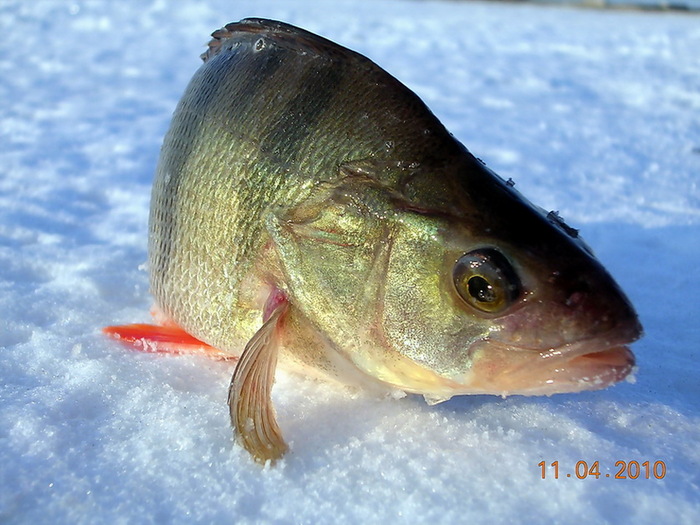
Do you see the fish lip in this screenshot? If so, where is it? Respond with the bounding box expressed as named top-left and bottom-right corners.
top-left (460, 331), bottom-right (639, 396)
top-left (535, 333), bottom-right (638, 364)
top-left (563, 345), bottom-right (636, 384)
top-left (513, 333), bottom-right (637, 381)
top-left (543, 341), bottom-right (635, 387)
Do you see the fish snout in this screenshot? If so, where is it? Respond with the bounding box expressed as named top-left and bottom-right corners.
top-left (489, 263), bottom-right (642, 353)
top-left (459, 277), bottom-right (640, 396)
top-left (556, 269), bottom-right (643, 347)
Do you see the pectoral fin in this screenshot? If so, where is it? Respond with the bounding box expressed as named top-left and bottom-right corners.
top-left (228, 292), bottom-right (289, 464)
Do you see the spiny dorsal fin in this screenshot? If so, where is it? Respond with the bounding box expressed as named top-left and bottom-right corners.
top-left (201, 18), bottom-right (374, 66)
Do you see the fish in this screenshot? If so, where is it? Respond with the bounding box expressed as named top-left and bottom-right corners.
top-left (105, 18), bottom-right (642, 464)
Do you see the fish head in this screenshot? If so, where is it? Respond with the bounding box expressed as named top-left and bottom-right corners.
top-left (371, 158), bottom-right (642, 400)
top-left (272, 158), bottom-right (641, 401)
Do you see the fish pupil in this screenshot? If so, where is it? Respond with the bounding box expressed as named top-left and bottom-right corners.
top-left (468, 276), bottom-right (496, 303)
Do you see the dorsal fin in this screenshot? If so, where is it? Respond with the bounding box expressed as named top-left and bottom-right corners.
top-left (201, 18), bottom-right (374, 67)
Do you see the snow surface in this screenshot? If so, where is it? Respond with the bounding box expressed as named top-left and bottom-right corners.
top-left (1, 0), bottom-right (699, 523)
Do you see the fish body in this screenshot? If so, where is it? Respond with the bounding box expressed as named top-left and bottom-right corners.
top-left (138, 19), bottom-right (642, 462)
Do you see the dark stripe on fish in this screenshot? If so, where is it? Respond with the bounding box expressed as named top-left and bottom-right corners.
top-left (259, 58), bottom-right (345, 167)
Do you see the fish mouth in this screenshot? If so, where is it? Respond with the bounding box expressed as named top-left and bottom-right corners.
top-left (456, 337), bottom-right (637, 397)
top-left (537, 344), bottom-right (635, 392)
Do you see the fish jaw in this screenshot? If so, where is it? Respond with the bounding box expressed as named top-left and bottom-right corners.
top-left (453, 337), bottom-right (636, 398)
top-left (427, 277), bottom-right (642, 399)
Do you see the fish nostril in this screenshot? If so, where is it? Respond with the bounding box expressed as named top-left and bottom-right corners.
top-left (562, 276), bottom-right (594, 310)
top-left (565, 291), bottom-right (585, 308)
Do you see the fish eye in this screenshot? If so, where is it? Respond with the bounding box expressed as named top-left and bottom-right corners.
top-left (452, 248), bottom-right (522, 314)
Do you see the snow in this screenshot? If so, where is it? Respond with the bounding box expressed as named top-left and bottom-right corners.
top-left (1, 0), bottom-right (699, 523)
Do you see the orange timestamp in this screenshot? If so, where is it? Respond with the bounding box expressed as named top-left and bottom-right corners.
top-left (538, 460), bottom-right (666, 480)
